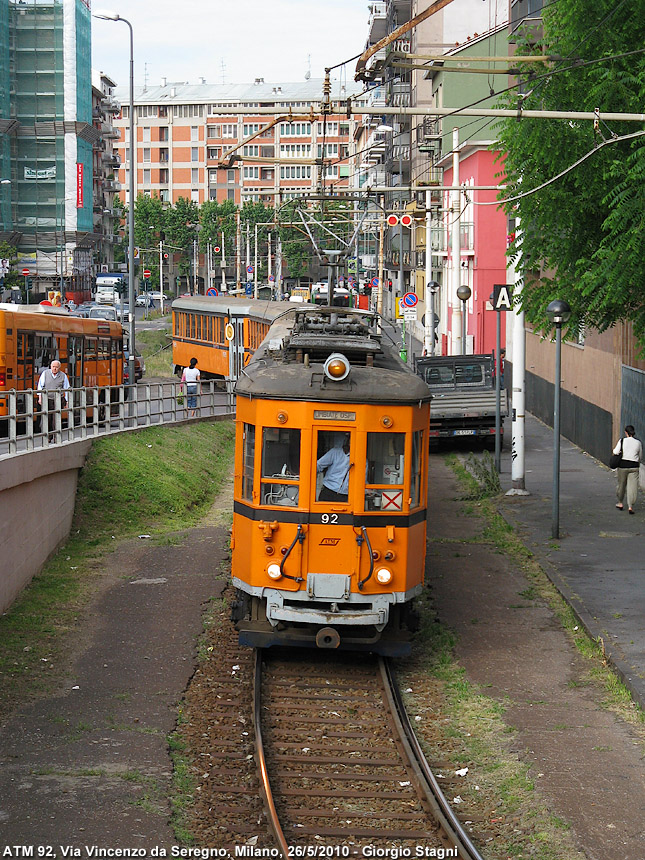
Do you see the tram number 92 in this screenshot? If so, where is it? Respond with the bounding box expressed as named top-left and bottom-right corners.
top-left (288, 847), bottom-right (350, 858)
top-left (321, 513), bottom-right (339, 524)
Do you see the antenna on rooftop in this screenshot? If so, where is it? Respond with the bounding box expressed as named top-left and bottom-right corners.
top-left (220, 59), bottom-right (226, 85)
top-left (305, 54), bottom-right (311, 81)
top-left (143, 61), bottom-right (148, 91)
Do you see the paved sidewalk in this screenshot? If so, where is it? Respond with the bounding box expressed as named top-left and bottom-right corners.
top-left (497, 413), bottom-right (645, 710)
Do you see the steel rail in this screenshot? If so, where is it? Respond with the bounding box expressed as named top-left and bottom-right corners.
top-left (252, 648), bottom-right (290, 860)
top-left (380, 657), bottom-right (485, 860)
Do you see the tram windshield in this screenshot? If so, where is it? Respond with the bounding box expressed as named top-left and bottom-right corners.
top-left (365, 432), bottom-right (405, 512)
top-left (260, 427), bottom-right (300, 506)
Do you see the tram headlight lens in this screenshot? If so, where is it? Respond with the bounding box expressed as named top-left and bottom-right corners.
top-left (376, 567), bottom-right (393, 585)
top-left (323, 353), bottom-right (350, 381)
top-left (267, 563), bottom-right (282, 580)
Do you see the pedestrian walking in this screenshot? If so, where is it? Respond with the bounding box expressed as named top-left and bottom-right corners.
top-left (37, 359), bottom-right (70, 441)
top-left (181, 357), bottom-right (200, 418)
top-left (613, 425), bottom-right (642, 514)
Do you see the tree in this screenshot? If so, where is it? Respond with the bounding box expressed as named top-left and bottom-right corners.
top-left (496, 0), bottom-right (645, 342)
top-left (0, 240), bottom-right (20, 293)
top-left (165, 197), bottom-right (199, 279)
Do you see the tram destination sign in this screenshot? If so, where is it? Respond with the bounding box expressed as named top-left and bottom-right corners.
top-left (313, 410), bottom-right (356, 421)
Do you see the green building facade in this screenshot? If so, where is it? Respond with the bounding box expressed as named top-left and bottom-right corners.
top-left (0, 0), bottom-right (95, 294)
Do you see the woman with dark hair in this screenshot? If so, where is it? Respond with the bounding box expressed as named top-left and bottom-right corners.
top-left (181, 357), bottom-right (201, 418)
top-left (613, 425), bottom-right (642, 514)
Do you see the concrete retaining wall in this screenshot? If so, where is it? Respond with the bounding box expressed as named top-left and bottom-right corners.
top-left (0, 441), bottom-right (92, 613)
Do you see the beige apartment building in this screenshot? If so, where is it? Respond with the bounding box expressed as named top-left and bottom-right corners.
top-left (112, 78), bottom-right (368, 209)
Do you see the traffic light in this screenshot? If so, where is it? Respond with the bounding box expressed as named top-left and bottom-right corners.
top-left (117, 280), bottom-right (128, 296)
top-left (163, 252), bottom-right (169, 260)
top-left (25, 277), bottom-right (33, 291)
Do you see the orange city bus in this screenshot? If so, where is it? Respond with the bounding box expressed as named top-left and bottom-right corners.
top-left (0, 303), bottom-right (124, 419)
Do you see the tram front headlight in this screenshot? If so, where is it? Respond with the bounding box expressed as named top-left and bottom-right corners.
top-left (376, 567), bottom-right (393, 585)
top-left (267, 563), bottom-right (282, 581)
top-left (323, 353), bottom-right (351, 382)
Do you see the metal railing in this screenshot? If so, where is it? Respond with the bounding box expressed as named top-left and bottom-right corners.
top-left (0, 380), bottom-right (236, 460)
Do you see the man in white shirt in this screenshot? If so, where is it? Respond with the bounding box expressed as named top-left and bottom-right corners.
top-left (37, 359), bottom-right (70, 440)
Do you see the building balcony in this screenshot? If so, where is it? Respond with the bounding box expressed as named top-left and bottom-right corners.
top-left (367, 1), bottom-right (386, 43)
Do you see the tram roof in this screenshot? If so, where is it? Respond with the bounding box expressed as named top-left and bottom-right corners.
top-left (171, 295), bottom-right (296, 321)
top-left (236, 306), bottom-right (431, 405)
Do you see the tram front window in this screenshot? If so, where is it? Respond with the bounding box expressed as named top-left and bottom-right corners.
top-left (316, 430), bottom-right (351, 502)
top-left (365, 433), bottom-right (405, 511)
top-left (261, 427), bottom-right (300, 506)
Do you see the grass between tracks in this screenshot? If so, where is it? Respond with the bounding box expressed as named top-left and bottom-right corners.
top-left (0, 420), bottom-right (235, 720)
top-left (400, 452), bottom-right (644, 860)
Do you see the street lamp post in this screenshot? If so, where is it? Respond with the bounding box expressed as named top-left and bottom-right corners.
top-left (546, 299), bottom-right (572, 539)
top-left (94, 10), bottom-right (135, 392)
top-left (456, 285), bottom-right (471, 356)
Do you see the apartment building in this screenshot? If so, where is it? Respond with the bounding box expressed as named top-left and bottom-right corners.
top-left (92, 71), bottom-right (121, 273)
top-left (111, 78), bottom-right (368, 210)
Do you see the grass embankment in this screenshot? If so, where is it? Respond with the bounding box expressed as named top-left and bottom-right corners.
top-left (0, 420), bottom-right (235, 719)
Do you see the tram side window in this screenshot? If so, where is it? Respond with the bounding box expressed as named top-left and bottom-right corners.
top-left (242, 423), bottom-right (255, 501)
top-left (410, 430), bottom-right (422, 508)
top-left (261, 427), bottom-right (300, 507)
top-left (365, 433), bottom-right (405, 511)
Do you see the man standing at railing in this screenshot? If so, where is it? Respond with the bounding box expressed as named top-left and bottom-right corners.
top-left (37, 359), bottom-right (70, 441)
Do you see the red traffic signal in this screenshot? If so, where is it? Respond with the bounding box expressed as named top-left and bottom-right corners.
top-left (400, 214), bottom-right (413, 228)
top-left (214, 246), bottom-right (221, 253)
top-left (386, 214), bottom-right (399, 227)
top-left (163, 252), bottom-right (169, 260)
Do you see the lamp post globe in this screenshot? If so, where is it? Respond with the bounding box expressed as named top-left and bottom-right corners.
top-left (546, 299), bottom-right (572, 327)
top-left (457, 285), bottom-right (471, 355)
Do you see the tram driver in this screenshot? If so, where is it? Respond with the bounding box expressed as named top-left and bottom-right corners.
top-left (317, 432), bottom-right (350, 502)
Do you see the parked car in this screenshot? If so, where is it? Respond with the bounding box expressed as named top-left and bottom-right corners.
top-left (135, 291), bottom-right (168, 307)
top-left (123, 347), bottom-right (145, 383)
top-left (74, 301), bottom-right (99, 318)
top-left (88, 305), bottom-right (118, 321)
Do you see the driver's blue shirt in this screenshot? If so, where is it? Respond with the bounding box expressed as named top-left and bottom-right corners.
top-left (317, 446), bottom-right (350, 494)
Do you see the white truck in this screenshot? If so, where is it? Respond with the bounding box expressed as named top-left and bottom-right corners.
top-left (95, 273), bottom-right (127, 304)
top-left (415, 353), bottom-right (508, 447)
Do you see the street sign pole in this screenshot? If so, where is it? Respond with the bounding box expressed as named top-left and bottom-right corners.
top-left (22, 268), bottom-right (29, 305)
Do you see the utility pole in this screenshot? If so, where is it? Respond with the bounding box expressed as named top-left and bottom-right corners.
top-left (159, 239), bottom-right (164, 313)
top-left (451, 127), bottom-right (461, 356)
top-left (221, 230), bottom-right (227, 293)
top-left (236, 209), bottom-right (242, 292)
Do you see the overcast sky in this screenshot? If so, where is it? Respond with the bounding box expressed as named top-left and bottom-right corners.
top-left (92, 0), bottom-right (508, 90)
top-left (92, 0), bottom-right (370, 90)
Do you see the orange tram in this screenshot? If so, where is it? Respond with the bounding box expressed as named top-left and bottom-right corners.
top-left (171, 295), bottom-right (293, 380)
top-left (231, 305), bottom-right (432, 656)
top-left (0, 303), bottom-right (124, 419)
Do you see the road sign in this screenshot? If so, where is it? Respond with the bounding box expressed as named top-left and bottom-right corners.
top-left (402, 292), bottom-right (418, 308)
top-left (247, 265), bottom-right (254, 274)
top-left (403, 308), bottom-right (417, 322)
top-left (245, 284), bottom-right (253, 296)
top-left (268, 275), bottom-right (275, 282)
top-left (206, 287), bottom-right (218, 297)
top-left (21, 268), bottom-right (29, 276)
top-left (225, 323), bottom-right (235, 341)
top-left (371, 276), bottom-right (379, 287)
top-left (143, 269), bottom-right (151, 280)
top-left (492, 283), bottom-right (513, 311)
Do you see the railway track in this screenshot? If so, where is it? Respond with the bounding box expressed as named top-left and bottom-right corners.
top-left (254, 649), bottom-right (484, 859)
top-left (182, 613), bottom-right (483, 856)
